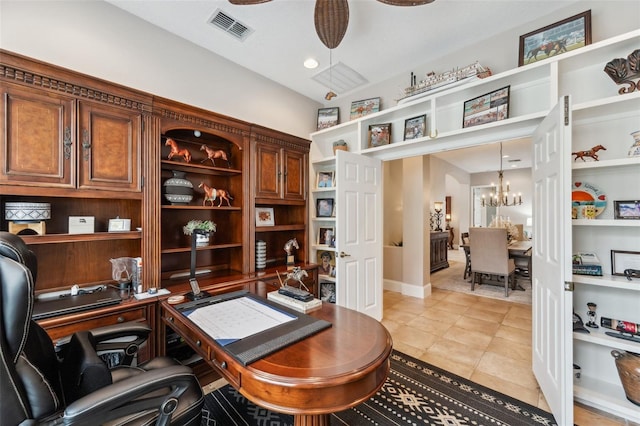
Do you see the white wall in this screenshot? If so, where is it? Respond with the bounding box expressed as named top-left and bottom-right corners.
top-left (0, 0), bottom-right (321, 139)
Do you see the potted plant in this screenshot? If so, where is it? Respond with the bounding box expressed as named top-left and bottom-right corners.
top-left (183, 220), bottom-right (216, 246)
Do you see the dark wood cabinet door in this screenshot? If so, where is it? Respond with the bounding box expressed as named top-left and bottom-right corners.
top-left (77, 101), bottom-right (141, 192)
top-left (283, 149), bottom-right (306, 201)
top-left (0, 85), bottom-right (74, 188)
top-left (255, 142), bottom-right (281, 199)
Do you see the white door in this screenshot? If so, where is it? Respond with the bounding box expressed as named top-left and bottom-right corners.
top-left (335, 150), bottom-right (383, 320)
top-left (531, 96), bottom-right (573, 426)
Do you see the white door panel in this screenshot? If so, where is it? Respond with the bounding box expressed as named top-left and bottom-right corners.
top-left (532, 96), bottom-right (573, 426)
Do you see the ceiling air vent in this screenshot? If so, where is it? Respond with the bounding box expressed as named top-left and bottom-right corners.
top-left (209, 9), bottom-right (254, 41)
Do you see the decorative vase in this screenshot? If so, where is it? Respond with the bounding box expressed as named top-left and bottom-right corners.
top-left (629, 130), bottom-right (640, 157)
top-left (332, 140), bottom-right (348, 155)
top-left (164, 170), bottom-right (194, 205)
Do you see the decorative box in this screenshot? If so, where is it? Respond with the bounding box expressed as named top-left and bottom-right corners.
top-left (69, 216), bottom-right (95, 234)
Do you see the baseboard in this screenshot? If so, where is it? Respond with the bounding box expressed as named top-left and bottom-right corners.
top-left (384, 279), bottom-right (431, 298)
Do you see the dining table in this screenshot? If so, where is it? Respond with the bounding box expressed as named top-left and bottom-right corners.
top-left (461, 239), bottom-right (532, 289)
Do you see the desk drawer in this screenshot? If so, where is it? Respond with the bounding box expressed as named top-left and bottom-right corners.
top-left (163, 310), bottom-right (241, 387)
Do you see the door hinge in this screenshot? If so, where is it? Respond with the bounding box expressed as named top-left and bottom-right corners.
top-left (563, 96), bottom-right (569, 126)
top-left (564, 281), bottom-right (574, 291)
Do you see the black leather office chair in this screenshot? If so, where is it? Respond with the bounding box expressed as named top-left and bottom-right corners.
top-left (0, 232), bottom-right (204, 425)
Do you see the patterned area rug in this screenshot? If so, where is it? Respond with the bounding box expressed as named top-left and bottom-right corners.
top-left (200, 350), bottom-right (557, 425)
top-left (431, 251), bottom-right (532, 305)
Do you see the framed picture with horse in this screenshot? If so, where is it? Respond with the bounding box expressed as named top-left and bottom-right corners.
top-left (518, 10), bottom-right (591, 66)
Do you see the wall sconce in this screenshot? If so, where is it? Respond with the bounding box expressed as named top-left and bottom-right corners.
top-left (433, 201), bottom-right (443, 231)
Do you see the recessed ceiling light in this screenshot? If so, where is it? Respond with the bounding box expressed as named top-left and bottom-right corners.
top-left (304, 58), bottom-right (319, 69)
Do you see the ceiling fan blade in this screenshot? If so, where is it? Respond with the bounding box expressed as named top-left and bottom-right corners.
top-left (228, 0), bottom-right (272, 4)
top-left (315, 0), bottom-right (349, 49)
top-left (376, 0), bottom-right (435, 5)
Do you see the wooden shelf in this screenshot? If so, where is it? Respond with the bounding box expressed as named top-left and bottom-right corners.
top-left (161, 242), bottom-right (243, 254)
top-left (162, 205), bottom-right (241, 211)
top-left (256, 224), bottom-right (306, 233)
top-left (21, 231), bottom-right (142, 245)
top-left (160, 160), bottom-right (241, 176)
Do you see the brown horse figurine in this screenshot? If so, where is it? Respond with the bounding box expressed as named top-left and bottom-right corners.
top-left (200, 145), bottom-right (231, 168)
top-left (166, 138), bottom-right (192, 163)
top-left (572, 144), bottom-right (607, 162)
top-left (199, 182), bottom-right (233, 207)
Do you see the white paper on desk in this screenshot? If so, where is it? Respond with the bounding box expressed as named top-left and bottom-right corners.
top-left (186, 297), bottom-right (296, 346)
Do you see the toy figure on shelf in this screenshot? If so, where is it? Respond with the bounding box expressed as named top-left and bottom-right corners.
top-left (198, 182), bottom-right (233, 207)
top-left (200, 145), bottom-right (231, 168)
top-left (586, 302), bottom-right (599, 328)
top-left (165, 138), bottom-right (192, 163)
top-left (571, 144), bottom-right (606, 162)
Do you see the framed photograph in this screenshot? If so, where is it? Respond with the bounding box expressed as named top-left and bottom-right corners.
top-left (317, 251), bottom-right (335, 278)
top-left (317, 107), bottom-right (339, 130)
top-left (318, 227), bottom-right (335, 246)
top-left (611, 250), bottom-right (640, 276)
top-left (463, 86), bottom-right (510, 128)
top-left (404, 115), bottom-right (426, 140)
top-left (368, 123), bottom-right (392, 148)
top-left (319, 281), bottom-right (336, 303)
top-left (255, 207), bottom-right (275, 226)
top-left (614, 200), bottom-right (640, 219)
top-left (316, 198), bottom-right (334, 218)
top-left (316, 170), bottom-right (334, 188)
top-left (519, 10), bottom-right (592, 66)
top-left (350, 97), bottom-right (380, 120)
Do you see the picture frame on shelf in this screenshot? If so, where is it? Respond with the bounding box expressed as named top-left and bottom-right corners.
top-left (368, 123), bottom-right (392, 148)
top-left (317, 107), bottom-right (339, 130)
top-left (255, 207), bottom-right (275, 226)
top-left (316, 170), bottom-right (334, 188)
top-left (614, 200), bottom-right (640, 219)
top-left (611, 250), bottom-right (640, 276)
top-left (518, 10), bottom-right (592, 66)
top-left (317, 251), bottom-right (336, 278)
top-left (320, 281), bottom-right (336, 303)
top-left (316, 198), bottom-right (334, 218)
top-left (318, 227), bottom-right (335, 246)
top-left (350, 97), bottom-right (380, 120)
top-left (403, 115), bottom-right (426, 140)
top-left (463, 86), bottom-right (510, 128)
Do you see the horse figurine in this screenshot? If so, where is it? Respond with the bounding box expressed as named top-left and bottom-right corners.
top-left (165, 138), bottom-right (192, 163)
top-left (200, 145), bottom-right (231, 168)
top-left (572, 144), bottom-right (607, 162)
top-left (283, 237), bottom-right (299, 255)
top-left (198, 182), bottom-right (233, 207)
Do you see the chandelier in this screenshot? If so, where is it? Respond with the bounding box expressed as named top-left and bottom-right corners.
top-left (481, 143), bottom-right (522, 207)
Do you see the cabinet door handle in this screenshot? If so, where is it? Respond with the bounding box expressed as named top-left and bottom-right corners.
top-left (117, 316), bottom-right (124, 323)
top-left (63, 127), bottom-right (72, 160)
top-left (82, 129), bottom-right (91, 161)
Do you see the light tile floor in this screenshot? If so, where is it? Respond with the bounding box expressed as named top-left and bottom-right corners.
top-left (382, 288), bottom-right (636, 425)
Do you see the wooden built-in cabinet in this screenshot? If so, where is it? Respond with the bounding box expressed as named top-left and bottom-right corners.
top-left (251, 126), bottom-right (310, 271)
top-left (1, 50), bottom-right (315, 364)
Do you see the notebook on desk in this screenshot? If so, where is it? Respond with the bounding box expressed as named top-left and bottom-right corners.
top-left (33, 288), bottom-right (122, 320)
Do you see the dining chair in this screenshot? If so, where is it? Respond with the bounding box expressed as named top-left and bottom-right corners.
top-left (469, 227), bottom-right (516, 296)
top-left (460, 232), bottom-right (471, 280)
top-left (514, 224), bottom-right (527, 241)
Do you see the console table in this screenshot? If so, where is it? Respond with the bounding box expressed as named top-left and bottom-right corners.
top-left (430, 231), bottom-right (450, 272)
top-left (161, 298), bottom-right (392, 425)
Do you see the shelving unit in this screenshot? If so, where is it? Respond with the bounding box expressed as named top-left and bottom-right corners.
top-left (310, 29), bottom-right (640, 421)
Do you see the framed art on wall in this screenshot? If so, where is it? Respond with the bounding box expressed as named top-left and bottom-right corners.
top-left (368, 123), bottom-right (392, 148)
top-left (350, 97), bottom-right (380, 120)
top-left (614, 200), bottom-right (640, 219)
top-left (317, 107), bottom-right (339, 130)
top-left (403, 115), bottom-right (426, 140)
top-left (611, 250), bottom-right (640, 276)
top-left (318, 227), bottom-right (335, 245)
top-left (518, 10), bottom-right (592, 66)
top-left (463, 86), bottom-right (510, 128)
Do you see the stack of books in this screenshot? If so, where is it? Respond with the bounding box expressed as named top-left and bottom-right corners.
top-left (572, 252), bottom-right (602, 276)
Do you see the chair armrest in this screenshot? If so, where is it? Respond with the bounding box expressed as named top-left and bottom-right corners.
top-left (63, 365), bottom-right (201, 423)
top-left (55, 322), bottom-right (151, 365)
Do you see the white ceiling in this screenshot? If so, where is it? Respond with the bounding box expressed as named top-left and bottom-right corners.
top-left (105, 0), bottom-right (563, 172)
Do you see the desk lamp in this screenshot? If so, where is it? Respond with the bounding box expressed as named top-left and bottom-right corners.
top-left (187, 229), bottom-right (210, 300)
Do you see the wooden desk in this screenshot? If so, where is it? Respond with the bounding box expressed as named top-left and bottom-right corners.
top-left (161, 299), bottom-right (392, 426)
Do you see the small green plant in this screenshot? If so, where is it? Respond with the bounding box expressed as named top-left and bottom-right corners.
top-left (183, 219), bottom-right (216, 235)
